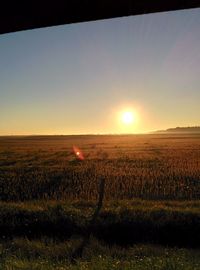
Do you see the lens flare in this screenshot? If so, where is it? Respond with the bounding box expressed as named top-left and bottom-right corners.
top-left (73, 146), bottom-right (84, 160)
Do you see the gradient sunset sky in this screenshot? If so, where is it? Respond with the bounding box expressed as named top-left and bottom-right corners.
top-left (0, 8), bottom-right (200, 135)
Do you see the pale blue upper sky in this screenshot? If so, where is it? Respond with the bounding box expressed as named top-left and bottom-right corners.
top-left (0, 8), bottom-right (200, 134)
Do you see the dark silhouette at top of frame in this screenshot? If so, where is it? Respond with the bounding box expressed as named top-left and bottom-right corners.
top-left (1, 0), bottom-right (200, 35)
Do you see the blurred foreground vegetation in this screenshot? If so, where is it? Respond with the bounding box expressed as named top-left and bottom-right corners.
top-left (1, 236), bottom-right (200, 270)
top-left (0, 199), bottom-right (200, 247)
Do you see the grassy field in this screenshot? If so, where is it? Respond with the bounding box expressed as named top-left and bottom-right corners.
top-left (0, 134), bottom-right (200, 269)
top-left (0, 134), bottom-right (200, 201)
top-left (1, 237), bottom-right (200, 270)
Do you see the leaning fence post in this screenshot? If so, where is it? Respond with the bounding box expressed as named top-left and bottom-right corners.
top-left (71, 177), bottom-right (105, 262)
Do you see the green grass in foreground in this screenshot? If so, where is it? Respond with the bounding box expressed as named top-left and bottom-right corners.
top-left (1, 237), bottom-right (200, 270)
top-left (1, 199), bottom-right (200, 247)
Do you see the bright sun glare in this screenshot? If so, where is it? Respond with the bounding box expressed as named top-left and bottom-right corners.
top-left (121, 111), bottom-right (135, 125)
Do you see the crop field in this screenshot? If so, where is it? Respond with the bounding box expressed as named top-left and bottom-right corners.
top-left (0, 134), bottom-right (200, 201)
top-left (0, 134), bottom-right (200, 269)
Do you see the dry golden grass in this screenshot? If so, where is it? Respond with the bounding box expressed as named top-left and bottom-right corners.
top-left (0, 134), bottom-right (200, 201)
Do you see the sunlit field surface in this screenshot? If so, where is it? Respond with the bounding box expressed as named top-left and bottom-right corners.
top-left (0, 134), bottom-right (200, 201)
top-left (0, 134), bottom-right (200, 269)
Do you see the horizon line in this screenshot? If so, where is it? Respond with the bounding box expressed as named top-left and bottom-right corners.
top-left (0, 132), bottom-right (151, 136)
top-left (1, 132), bottom-right (200, 137)
top-left (1, 126), bottom-right (200, 137)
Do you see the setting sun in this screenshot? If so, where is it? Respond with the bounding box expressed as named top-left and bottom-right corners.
top-left (120, 110), bottom-right (137, 126)
top-left (122, 111), bottom-right (135, 124)
top-left (116, 107), bottom-right (140, 133)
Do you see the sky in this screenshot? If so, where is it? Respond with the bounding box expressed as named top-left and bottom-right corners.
top-left (0, 8), bottom-right (200, 135)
